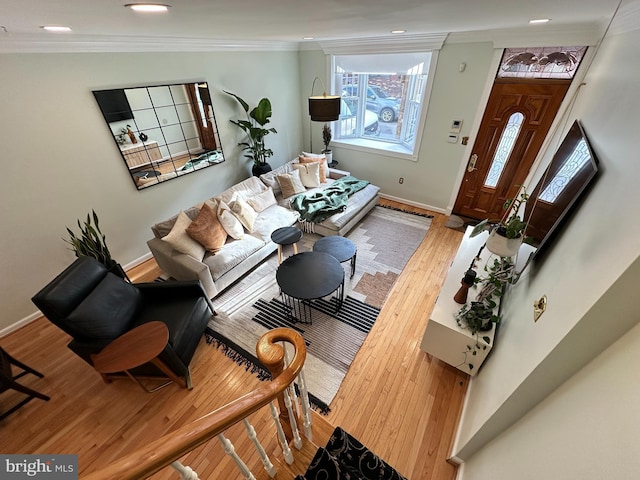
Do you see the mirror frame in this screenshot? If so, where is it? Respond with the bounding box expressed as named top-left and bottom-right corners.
top-left (93, 81), bottom-right (225, 190)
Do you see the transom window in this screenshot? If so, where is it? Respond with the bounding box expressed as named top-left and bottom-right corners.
top-left (331, 52), bottom-right (435, 159)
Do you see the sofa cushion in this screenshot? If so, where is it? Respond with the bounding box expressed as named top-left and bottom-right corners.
top-left (151, 206), bottom-right (200, 239)
top-left (203, 235), bottom-right (265, 281)
top-left (246, 187), bottom-right (277, 212)
top-left (66, 273), bottom-right (141, 341)
top-left (229, 197), bottom-right (258, 232)
top-left (162, 211), bottom-right (206, 260)
top-left (186, 203), bottom-right (227, 253)
top-left (293, 162), bottom-right (321, 188)
top-left (217, 200), bottom-right (244, 240)
top-left (299, 155), bottom-right (328, 183)
top-left (277, 169), bottom-right (306, 198)
top-left (215, 176), bottom-right (267, 206)
top-left (251, 204), bottom-right (299, 243)
top-left (260, 161), bottom-right (294, 196)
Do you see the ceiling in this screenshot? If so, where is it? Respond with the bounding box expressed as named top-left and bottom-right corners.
top-left (0, 0), bottom-right (631, 53)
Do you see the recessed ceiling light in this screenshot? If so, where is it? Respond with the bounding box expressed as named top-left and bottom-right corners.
top-left (391, 30), bottom-right (406, 34)
top-left (41, 25), bottom-right (72, 32)
top-left (529, 18), bottom-right (550, 24)
top-left (125, 3), bottom-right (171, 12)
top-left (303, 36), bottom-right (315, 40)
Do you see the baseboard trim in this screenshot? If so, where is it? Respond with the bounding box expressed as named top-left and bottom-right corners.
top-left (378, 193), bottom-right (447, 215)
top-left (1, 252), bottom-right (155, 339)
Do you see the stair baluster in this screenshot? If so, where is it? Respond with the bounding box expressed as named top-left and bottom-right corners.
top-left (297, 366), bottom-right (313, 441)
top-left (283, 387), bottom-right (303, 449)
top-left (269, 402), bottom-right (294, 465)
top-left (242, 418), bottom-right (276, 478)
top-left (170, 461), bottom-right (200, 480)
top-left (217, 433), bottom-right (256, 480)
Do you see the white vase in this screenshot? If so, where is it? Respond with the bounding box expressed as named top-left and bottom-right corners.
top-left (322, 150), bottom-right (333, 164)
top-left (485, 229), bottom-right (522, 257)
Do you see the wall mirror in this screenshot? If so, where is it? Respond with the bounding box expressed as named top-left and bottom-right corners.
top-left (93, 82), bottom-right (224, 189)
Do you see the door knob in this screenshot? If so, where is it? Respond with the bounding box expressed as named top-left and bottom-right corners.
top-left (467, 154), bottom-right (478, 172)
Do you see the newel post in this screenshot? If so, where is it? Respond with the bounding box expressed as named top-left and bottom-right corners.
top-left (256, 328), bottom-right (306, 443)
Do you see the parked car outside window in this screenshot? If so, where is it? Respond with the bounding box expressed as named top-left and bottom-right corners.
top-left (338, 99), bottom-right (379, 137)
top-left (342, 84), bottom-right (401, 123)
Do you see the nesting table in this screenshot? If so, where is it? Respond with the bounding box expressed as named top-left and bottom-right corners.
top-left (313, 236), bottom-right (357, 278)
top-left (276, 251), bottom-right (344, 324)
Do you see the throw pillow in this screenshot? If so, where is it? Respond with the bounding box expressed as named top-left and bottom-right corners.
top-left (299, 155), bottom-right (328, 183)
top-left (229, 197), bottom-right (258, 232)
top-left (247, 187), bottom-right (278, 212)
top-left (217, 200), bottom-right (244, 239)
top-left (186, 203), bottom-right (227, 253)
top-left (161, 211), bottom-right (206, 260)
top-left (276, 169), bottom-right (306, 198)
top-left (293, 162), bottom-right (321, 188)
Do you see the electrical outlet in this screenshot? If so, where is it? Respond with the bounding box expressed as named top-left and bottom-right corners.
top-left (399, 177), bottom-right (404, 184)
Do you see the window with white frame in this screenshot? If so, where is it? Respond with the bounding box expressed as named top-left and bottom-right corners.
top-left (331, 52), bottom-right (435, 159)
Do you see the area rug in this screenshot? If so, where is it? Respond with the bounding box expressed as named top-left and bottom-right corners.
top-left (206, 206), bottom-right (432, 412)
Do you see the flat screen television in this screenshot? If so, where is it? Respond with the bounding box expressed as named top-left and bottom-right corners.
top-left (93, 89), bottom-right (134, 123)
top-left (521, 119), bottom-right (600, 271)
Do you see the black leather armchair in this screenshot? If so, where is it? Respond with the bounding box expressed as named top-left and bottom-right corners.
top-left (32, 256), bottom-right (213, 389)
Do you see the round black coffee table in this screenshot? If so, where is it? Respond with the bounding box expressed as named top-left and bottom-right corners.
top-left (276, 252), bottom-right (344, 324)
top-left (271, 226), bottom-right (303, 264)
top-left (313, 236), bottom-right (357, 278)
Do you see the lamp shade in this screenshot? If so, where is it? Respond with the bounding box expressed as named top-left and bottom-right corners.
top-left (308, 95), bottom-right (341, 122)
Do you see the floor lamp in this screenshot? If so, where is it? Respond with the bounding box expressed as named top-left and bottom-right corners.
top-left (308, 77), bottom-right (340, 153)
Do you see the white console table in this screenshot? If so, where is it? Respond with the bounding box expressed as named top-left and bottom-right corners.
top-left (420, 227), bottom-right (497, 376)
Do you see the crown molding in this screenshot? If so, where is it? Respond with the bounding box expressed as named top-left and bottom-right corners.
top-left (0, 33), bottom-right (300, 54)
top-left (318, 33), bottom-right (448, 54)
top-left (446, 22), bottom-right (606, 48)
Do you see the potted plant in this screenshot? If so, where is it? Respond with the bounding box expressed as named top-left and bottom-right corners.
top-left (471, 186), bottom-right (529, 257)
top-left (321, 123), bottom-right (333, 165)
top-left (224, 91), bottom-right (277, 176)
top-left (64, 210), bottom-right (129, 281)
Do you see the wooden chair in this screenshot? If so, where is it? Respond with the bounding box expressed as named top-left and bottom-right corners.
top-left (0, 346), bottom-right (50, 420)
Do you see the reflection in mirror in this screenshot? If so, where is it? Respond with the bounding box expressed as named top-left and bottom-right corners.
top-left (93, 82), bottom-right (224, 189)
top-left (518, 120), bottom-right (599, 275)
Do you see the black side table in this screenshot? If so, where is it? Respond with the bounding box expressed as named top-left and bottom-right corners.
top-left (313, 236), bottom-right (357, 278)
top-left (276, 252), bottom-right (344, 324)
top-left (271, 226), bottom-right (303, 264)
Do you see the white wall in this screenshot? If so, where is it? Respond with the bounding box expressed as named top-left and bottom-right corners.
top-left (461, 260), bottom-right (640, 479)
top-left (454, 25), bottom-right (640, 469)
top-left (0, 50), bottom-right (302, 332)
top-left (299, 42), bottom-right (496, 212)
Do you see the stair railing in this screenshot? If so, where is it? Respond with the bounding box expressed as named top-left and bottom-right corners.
top-left (82, 327), bottom-right (312, 480)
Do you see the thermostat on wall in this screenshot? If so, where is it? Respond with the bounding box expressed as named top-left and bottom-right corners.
top-left (450, 119), bottom-right (463, 133)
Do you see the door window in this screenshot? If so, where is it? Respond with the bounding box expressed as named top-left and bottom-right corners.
top-left (484, 112), bottom-right (524, 188)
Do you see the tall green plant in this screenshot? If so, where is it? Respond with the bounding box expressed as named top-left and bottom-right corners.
top-left (64, 210), bottom-right (115, 269)
top-left (224, 91), bottom-right (277, 167)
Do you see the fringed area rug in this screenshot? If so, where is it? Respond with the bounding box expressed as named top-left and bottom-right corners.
top-left (206, 206), bottom-right (432, 412)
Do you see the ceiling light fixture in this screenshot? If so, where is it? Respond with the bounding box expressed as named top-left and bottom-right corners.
top-left (529, 18), bottom-right (550, 24)
top-left (125, 3), bottom-right (171, 12)
top-left (41, 25), bottom-right (72, 32)
top-left (391, 30), bottom-right (406, 34)
top-left (303, 37), bottom-right (315, 40)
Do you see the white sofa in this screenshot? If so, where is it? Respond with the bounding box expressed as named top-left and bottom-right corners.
top-left (147, 159), bottom-right (380, 298)
top-left (260, 159), bottom-right (380, 237)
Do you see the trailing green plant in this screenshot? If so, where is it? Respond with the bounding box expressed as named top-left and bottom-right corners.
top-left (471, 185), bottom-right (530, 240)
top-left (224, 91), bottom-right (277, 167)
top-left (454, 256), bottom-right (515, 371)
top-left (64, 210), bottom-right (116, 269)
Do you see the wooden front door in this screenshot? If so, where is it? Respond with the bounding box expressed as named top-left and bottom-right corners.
top-left (453, 80), bottom-right (570, 221)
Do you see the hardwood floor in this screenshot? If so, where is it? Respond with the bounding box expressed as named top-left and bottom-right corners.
top-left (0, 199), bottom-right (466, 479)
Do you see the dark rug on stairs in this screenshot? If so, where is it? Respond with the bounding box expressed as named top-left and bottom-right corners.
top-left (295, 426), bottom-right (407, 480)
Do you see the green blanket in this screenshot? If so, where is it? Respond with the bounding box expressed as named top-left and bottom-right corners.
top-left (290, 175), bottom-right (370, 223)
